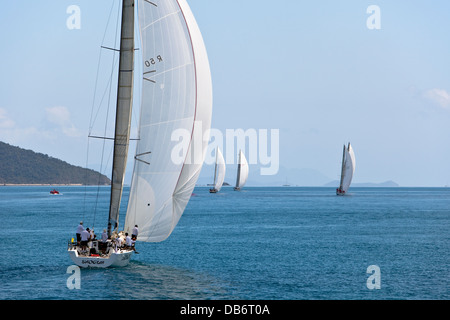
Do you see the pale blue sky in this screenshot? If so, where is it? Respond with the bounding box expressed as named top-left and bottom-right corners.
top-left (1, 1), bottom-right (450, 186)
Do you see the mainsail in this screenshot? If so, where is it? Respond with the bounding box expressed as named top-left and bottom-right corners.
top-left (234, 150), bottom-right (249, 190)
top-left (212, 148), bottom-right (226, 192)
top-left (338, 143), bottom-right (356, 194)
top-left (124, 0), bottom-right (213, 242)
top-left (108, 0), bottom-right (135, 237)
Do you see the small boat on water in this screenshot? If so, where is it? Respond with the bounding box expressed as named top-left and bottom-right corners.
top-left (336, 142), bottom-right (356, 196)
top-left (209, 147), bottom-right (226, 193)
top-left (50, 189), bottom-right (60, 195)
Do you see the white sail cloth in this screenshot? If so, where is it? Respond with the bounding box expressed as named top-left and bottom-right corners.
top-left (235, 150), bottom-right (249, 189)
top-left (124, 0), bottom-right (212, 242)
top-left (339, 144), bottom-right (356, 192)
top-left (213, 148), bottom-right (226, 191)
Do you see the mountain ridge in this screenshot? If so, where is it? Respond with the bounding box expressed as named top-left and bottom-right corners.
top-left (0, 141), bottom-right (110, 185)
top-left (197, 164), bottom-right (400, 187)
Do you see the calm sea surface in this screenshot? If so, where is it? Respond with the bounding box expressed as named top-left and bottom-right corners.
top-left (0, 186), bottom-right (448, 300)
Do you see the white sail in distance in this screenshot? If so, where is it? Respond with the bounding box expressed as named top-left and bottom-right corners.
top-left (338, 143), bottom-right (356, 193)
top-left (235, 150), bottom-right (249, 190)
top-left (213, 148), bottom-right (226, 191)
top-left (124, 0), bottom-right (213, 242)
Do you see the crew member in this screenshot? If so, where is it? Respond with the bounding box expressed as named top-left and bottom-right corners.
top-left (132, 225), bottom-right (139, 240)
top-left (76, 221), bottom-right (84, 244)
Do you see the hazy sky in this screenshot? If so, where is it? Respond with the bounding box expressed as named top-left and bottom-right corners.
top-left (1, 1), bottom-right (450, 186)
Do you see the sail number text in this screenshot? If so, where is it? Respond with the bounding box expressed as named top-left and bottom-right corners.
top-left (144, 55), bottom-right (163, 67)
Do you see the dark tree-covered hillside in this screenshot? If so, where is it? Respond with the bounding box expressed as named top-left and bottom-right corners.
top-left (0, 141), bottom-right (110, 185)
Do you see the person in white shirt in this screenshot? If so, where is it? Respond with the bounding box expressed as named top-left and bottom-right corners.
top-left (100, 229), bottom-right (108, 254)
top-left (132, 225), bottom-right (139, 240)
top-left (76, 222), bottom-right (84, 244)
top-left (114, 236), bottom-right (123, 252)
top-left (89, 228), bottom-right (96, 242)
top-left (101, 230), bottom-right (108, 242)
top-left (80, 228), bottom-right (90, 251)
top-left (125, 233), bottom-right (138, 253)
top-left (125, 233), bottom-right (133, 246)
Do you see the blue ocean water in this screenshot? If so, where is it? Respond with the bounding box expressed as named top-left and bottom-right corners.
top-left (0, 186), bottom-right (448, 300)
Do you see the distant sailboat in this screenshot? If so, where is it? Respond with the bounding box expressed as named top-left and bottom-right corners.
top-left (336, 143), bottom-right (355, 196)
top-left (234, 150), bottom-right (248, 191)
top-left (209, 148), bottom-right (226, 193)
top-left (68, 0), bottom-right (212, 267)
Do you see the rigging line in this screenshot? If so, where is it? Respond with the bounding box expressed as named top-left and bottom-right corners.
top-left (89, 135), bottom-right (140, 141)
top-left (89, 0), bottom-right (119, 134)
top-left (93, 0), bottom-right (122, 228)
top-left (89, 57), bottom-right (119, 135)
top-left (101, 46), bottom-right (121, 52)
top-left (85, 0), bottom-right (118, 220)
top-left (82, 137), bottom-right (90, 222)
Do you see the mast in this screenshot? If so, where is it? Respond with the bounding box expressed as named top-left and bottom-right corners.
top-left (108, 0), bottom-right (135, 237)
top-left (235, 150), bottom-right (242, 188)
top-left (213, 147), bottom-right (218, 186)
top-left (339, 144), bottom-right (346, 190)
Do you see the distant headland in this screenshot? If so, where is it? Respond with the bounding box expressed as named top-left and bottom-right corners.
top-left (0, 141), bottom-right (110, 185)
top-left (323, 180), bottom-right (400, 188)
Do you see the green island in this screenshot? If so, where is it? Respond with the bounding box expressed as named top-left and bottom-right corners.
top-left (0, 141), bottom-right (110, 186)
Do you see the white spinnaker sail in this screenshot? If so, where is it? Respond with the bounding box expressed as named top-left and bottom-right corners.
top-left (213, 148), bottom-right (226, 191)
top-left (339, 143), bottom-right (356, 192)
top-left (235, 150), bottom-right (249, 189)
top-left (125, 0), bottom-right (212, 242)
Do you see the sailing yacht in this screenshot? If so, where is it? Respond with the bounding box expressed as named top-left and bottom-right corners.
top-left (209, 148), bottom-right (226, 193)
top-left (336, 143), bottom-right (355, 196)
top-left (68, 0), bottom-right (212, 268)
top-left (234, 150), bottom-right (248, 191)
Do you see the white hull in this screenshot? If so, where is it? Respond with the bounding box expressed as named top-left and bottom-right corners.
top-left (68, 248), bottom-right (133, 268)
